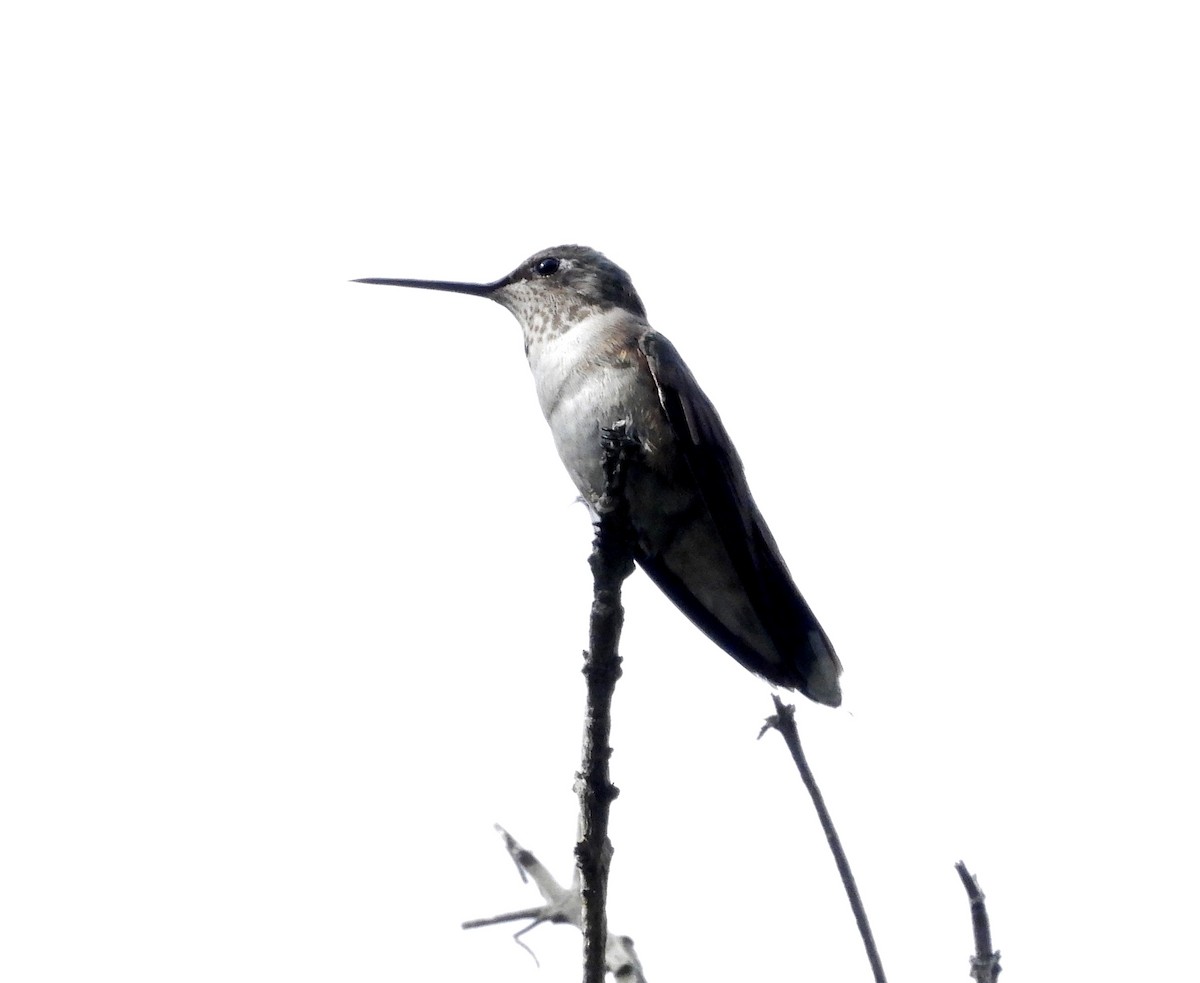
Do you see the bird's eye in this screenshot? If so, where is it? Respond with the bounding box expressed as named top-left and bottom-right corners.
top-left (534, 257), bottom-right (561, 277)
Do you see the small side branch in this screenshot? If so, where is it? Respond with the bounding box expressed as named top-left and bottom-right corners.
top-left (463, 826), bottom-right (647, 982)
top-left (955, 861), bottom-right (1001, 983)
top-left (760, 696), bottom-right (888, 983)
top-left (576, 423), bottom-right (638, 983)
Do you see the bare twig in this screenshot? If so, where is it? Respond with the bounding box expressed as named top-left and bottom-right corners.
top-left (760, 696), bottom-right (888, 983)
top-left (576, 423), bottom-right (637, 982)
top-left (463, 825), bottom-right (647, 982)
top-left (462, 823), bottom-right (579, 966)
top-left (955, 861), bottom-right (1001, 983)
top-left (461, 905), bottom-right (551, 930)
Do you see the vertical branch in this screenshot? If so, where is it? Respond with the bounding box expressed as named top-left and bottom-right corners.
top-left (576, 424), bottom-right (637, 983)
top-left (955, 861), bottom-right (1001, 983)
top-left (761, 696), bottom-right (888, 983)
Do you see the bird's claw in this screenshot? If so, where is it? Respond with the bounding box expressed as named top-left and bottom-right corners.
top-left (599, 421), bottom-right (639, 452)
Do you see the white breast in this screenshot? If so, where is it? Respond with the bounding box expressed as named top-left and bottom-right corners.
top-left (524, 308), bottom-right (651, 503)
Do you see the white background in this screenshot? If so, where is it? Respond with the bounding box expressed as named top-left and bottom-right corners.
top-left (3, 2), bottom-right (1197, 980)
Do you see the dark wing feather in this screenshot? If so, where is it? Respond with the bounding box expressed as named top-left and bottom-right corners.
top-left (638, 332), bottom-right (841, 703)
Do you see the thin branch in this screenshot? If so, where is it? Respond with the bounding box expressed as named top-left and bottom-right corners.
top-left (955, 861), bottom-right (1001, 983)
top-left (576, 423), bottom-right (637, 983)
top-left (760, 696), bottom-right (888, 983)
top-left (461, 906), bottom-right (550, 930)
top-left (462, 425), bottom-right (642, 983)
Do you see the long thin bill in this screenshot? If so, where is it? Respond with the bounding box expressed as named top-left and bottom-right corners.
top-left (352, 277), bottom-right (500, 297)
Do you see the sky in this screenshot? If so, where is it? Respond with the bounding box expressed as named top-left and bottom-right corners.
top-left (3, 2), bottom-right (1198, 980)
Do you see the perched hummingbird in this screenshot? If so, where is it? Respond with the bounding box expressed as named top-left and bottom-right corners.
top-left (355, 246), bottom-right (842, 707)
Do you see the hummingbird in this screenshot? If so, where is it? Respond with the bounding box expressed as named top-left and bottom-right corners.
top-left (355, 246), bottom-right (842, 707)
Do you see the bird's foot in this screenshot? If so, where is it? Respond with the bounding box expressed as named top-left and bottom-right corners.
top-left (595, 420), bottom-right (639, 517)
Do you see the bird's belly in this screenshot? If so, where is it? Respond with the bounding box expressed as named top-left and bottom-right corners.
top-left (546, 374), bottom-right (765, 635)
top-left (549, 376), bottom-right (782, 667)
top-left (535, 337), bottom-right (774, 656)
top-left (544, 365), bottom-right (677, 511)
